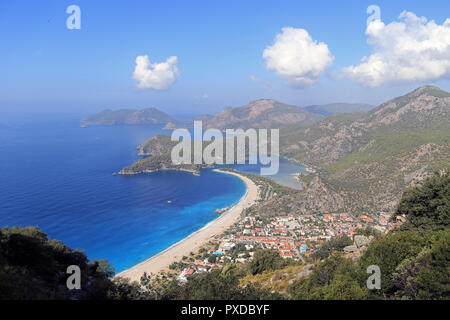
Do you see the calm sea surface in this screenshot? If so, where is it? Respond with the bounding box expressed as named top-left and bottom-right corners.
top-left (0, 116), bottom-right (303, 272)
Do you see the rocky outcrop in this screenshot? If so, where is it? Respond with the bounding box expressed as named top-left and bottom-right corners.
top-left (287, 264), bottom-right (314, 284)
top-left (343, 245), bottom-right (358, 253)
top-left (163, 122), bottom-right (181, 130)
top-left (344, 235), bottom-right (375, 261)
top-left (354, 235), bottom-right (374, 249)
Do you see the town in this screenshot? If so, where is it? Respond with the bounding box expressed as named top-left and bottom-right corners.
top-left (172, 207), bottom-right (406, 283)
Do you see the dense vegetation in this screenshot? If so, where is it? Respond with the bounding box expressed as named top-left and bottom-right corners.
top-left (279, 86), bottom-right (450, 216)
top-left (289, 172), bottom-right (449, 300)
top-left (140, 268), bottom-right (284, 300)
top-left (290, 253), bottom-right (368, 300)
top-left (310, 235), bottom-right (353, 261)
top-left (0, 227), bottom-right (118, 299)
top-left (160, 172), bottom-right (449, 300)
top-left (249, 249), bottom-right (296, 275)
top-left (395, 172), bottom-right (449, 231)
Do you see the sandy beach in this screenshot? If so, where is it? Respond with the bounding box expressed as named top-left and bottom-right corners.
top-left (116, 169), bottom-right (259, 282)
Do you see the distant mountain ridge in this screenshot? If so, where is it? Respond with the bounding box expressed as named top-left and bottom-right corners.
top-left (304, 103), bottom-right (375, 116)
top-left (81, 100), bottom-right (375, 129)
top-left (81, 108), bottom-right (176, 126)
top-left (194, 99), bottom-right (324, 130)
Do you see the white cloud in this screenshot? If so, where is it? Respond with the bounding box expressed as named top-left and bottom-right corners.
top-left (133, 55), bottom-right (179, 90)
top-left (263, 27), bottom-right (334, 88)
top-left (343, 12), bottom-right (450, 87)
top-left (202, 93), bottom-right (209, 99)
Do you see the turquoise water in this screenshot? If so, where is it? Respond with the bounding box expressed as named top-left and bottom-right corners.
top-left (230, 157), bottom-right (304, 190)
top-left (0, 118), bottom-right (246, 272)
top-left (0, 116), bottom-right (304, 273)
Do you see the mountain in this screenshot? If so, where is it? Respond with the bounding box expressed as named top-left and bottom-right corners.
top-left (118, 99), bottom-right (323, 174)
top-left (81, 108), bottom-right (176, 126)
top-left (278, 85), bottom-right (450, 215)
top-left (304, 103), bottom-right (374, 116)
top-left (195, 99), bottom-right (324, 130)
top-left (117, 86), bottom-right (449, 216)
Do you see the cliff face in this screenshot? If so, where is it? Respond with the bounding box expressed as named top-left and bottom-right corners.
top-left (279, 86), bottom-right (450, 216)
top-left (81, 108), bottom-right (176, 126)
top-left (195, 99), bottom-right (324, 130)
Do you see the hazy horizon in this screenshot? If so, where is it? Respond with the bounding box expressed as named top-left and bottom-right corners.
top-left (1, 0), bottom-right (450, 119)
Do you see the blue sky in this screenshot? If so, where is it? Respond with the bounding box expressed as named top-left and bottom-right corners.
top-left (0, 0), bottom-right (449, 118)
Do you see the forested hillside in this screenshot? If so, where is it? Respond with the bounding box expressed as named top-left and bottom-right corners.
top-left (280, 86), bottom-right (450, 215)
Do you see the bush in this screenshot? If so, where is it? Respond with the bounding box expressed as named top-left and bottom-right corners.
top-left (357, 231), bottom-right (428, 295)
top-left (249, 249), bottom-right (291, 275)
top-left (311, 235), bottom-right (353, 261)
top-left (395, 172), bottom-right (449, 231)
top-left (290, 253), bottom-right (367, 300)
top-left (0, 227), bottom-right (115, 300)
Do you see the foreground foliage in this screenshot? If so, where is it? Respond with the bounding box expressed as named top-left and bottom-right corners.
top-left (0, 227), bottom-right (118, 299)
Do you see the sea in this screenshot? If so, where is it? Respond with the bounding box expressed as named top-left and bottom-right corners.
top-left (0, 115), bottom-right (304, 272)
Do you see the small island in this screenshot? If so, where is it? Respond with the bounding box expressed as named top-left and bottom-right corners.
top-left (80, 107), bottom-right (176, 127)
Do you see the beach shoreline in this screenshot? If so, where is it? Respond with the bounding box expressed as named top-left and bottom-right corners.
top-left (116, 169), bottom-right (259, 282)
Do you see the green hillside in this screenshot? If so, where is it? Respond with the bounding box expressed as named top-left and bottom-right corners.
top-left (279, 86), bottom-right (450, 215)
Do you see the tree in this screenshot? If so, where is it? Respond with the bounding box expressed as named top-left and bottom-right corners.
top-left (392, 229), bottom-right (450, 299)
top-left (249, 249), bottom-right (290, 275)
top-left (354, 227), bottom-right (381, 239)
top-left (324, 272), bottom-right (367, 300)
top-left (357, 231), bottom-right (428, 296)
top-left (395, 172), bottom-right (449, 231)
top-left (311, 234), bottom-right (353, 260)
top-left (0, 226), bottom-right (117, 300)
top-left (289, 253), bottom-right (367, 300)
